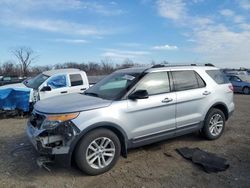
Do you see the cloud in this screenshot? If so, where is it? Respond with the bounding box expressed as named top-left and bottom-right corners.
top-left (0, 16), bottom-right (103, 36)
top-left (193, 25), bottom-right (250, 67)
top-left (0, 0), bottom-right (126, 38)
top-left (239, 0), bottom-right (250, 10)
top-left (118, 42), bottom-right (142, 47)
top-left (152, 44), bottom-right (178, 50)
top-left (219, 9), bottom-right (245, 23)
top-left (155, 0), bottom-right (250, 67)
top-left (156, 0), bottom-right (186, 20)
top-left (53, 39), bottom-right (88, 44)
top-left (0, 0), bottom-right (124, 16)
top-left (102, 49), bottom-right (150, 59)
top-left (219, 9), bottom-right (234, 17)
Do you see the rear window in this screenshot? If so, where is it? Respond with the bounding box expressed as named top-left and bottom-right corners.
top-left (70, 74), bottom-right (83, 86)
top-left (206, 70), bottom-right (229, 84)
top-left (172, 70), bottom-right (205, 91)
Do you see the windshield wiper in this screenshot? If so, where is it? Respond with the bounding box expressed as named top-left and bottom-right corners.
top-left (84, 92), bottom-right (99, 97)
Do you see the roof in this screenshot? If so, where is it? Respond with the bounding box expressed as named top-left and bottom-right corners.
top-left (116, 64), bottom-right (219, 74)
top-left (147, 65), bottom-right (219, 72)
top-left (43, 68), bottom-right (82, 76)
top-left (116, 66), bottom-right (150, 73)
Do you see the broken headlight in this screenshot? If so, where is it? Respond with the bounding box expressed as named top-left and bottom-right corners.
top-left (41, 112), bottom-right (79, 129)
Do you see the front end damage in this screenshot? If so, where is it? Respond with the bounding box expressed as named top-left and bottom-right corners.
top-left (26, 111), bottom-right (81, 167)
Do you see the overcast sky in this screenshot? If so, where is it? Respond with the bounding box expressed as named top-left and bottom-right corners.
top-left (0, 0), bottom-right (250, 68)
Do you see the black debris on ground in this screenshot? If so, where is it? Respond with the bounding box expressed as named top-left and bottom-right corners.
top-left (176, 147), bottom-right (230, 173)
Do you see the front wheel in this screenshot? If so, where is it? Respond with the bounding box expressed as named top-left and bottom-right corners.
top-left (202, 108), bottom-right (226, 140)
top-left (75, 128), bottom-right (121, 175)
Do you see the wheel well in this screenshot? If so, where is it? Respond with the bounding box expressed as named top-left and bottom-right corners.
top-left (211, 103), bottom-right (229, 120)
top-left (101, 126), bottom-right (127, 158)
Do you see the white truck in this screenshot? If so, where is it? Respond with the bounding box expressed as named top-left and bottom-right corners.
top-left (0, 69), bottom-right (90, 104)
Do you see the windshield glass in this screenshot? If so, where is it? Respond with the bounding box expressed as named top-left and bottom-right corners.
top-left (85, 72), bottom-right (140, 100)
top-left (24, 74), bottom-right (49, 89)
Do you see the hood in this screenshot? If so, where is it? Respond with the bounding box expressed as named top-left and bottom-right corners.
top-left (0, 82), bottom-right (28, 89)
top-left (34, 93), bottom-right (112, 114)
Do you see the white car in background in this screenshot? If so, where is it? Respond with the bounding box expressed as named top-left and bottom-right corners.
top-left (0, 69), bottom-right (90, 103)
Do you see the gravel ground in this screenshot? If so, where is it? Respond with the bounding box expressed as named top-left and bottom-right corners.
top-left (0, 94), bottom-right (249, 188)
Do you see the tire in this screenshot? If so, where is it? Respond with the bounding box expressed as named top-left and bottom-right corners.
top-left (202, 108), bottom-right (226, 140)
top-left (75, 128), bottom-right (121, 175)
top-left (243, 87), bottom-right (250, 95)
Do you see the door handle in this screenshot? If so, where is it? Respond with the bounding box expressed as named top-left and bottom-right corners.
top-left (80, 88), bottom-right (86, 91)
top-left (202, 91), bottom-right (211, 95)
top-left (61, 91), bottom-right (68, 94)
top-left (162, 98), bottom-right (173, 103)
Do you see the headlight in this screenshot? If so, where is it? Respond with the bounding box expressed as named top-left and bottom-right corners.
top-left (41, 112), bottom-right (79, 129)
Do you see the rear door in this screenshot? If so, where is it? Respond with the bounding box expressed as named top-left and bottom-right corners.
top-left (68, 73), bottom-right (88, 94)
top-left (171, 70), bottom-right (209, 130)
top-left (126, 71), bottom-right (176, 140)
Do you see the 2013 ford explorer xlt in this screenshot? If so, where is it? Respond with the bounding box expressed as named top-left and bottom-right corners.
top-left (26, 64), bottom-right (234, 175)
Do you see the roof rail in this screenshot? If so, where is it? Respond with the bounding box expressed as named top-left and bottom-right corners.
top-left (204, 63), bottom-right (215, 67)
top-left (151, 64), bottom-right (166, 68)
top-left (151, 63), bottom-right (215, 68)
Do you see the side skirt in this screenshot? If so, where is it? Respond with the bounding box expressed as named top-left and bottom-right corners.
top-left (128, 121), bottom-right (203, 149)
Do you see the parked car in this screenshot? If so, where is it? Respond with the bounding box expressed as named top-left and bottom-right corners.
top-left (226, 75), bottom-right (250, 94)
top-left (26, 64), bottom-right (234, 175)
top-left (0, 69), bottom-right (90, 112)
top-left (0, 76), bottom-right (26, 86)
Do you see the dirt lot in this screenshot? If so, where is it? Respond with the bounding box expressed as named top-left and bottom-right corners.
top-left (0, 94), bottom-right (249, 188)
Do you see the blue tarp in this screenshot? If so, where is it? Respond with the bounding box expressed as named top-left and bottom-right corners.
top-left (0, 88), bottom-right (31, 112)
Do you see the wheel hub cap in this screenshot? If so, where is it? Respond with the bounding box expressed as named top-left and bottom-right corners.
top-left (86, 137), bottom-right (115, 169)
top-left (209, 114), bottom-right (224, 136)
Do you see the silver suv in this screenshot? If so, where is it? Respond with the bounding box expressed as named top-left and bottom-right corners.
top-left (26, 64), bottom-right (234, 175)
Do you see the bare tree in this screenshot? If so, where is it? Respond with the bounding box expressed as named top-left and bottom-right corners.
top-left (1, 61), bottom-right (20, 76)
top-left (101, 58), bottom-right (114, 74)
top-left (12, 47), bottom-right (37, 76)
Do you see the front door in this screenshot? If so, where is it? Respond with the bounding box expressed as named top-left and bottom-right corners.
top-left (39, 74), bottom-right (69, 100)
top-left (126, 71), bottom-right (176, 141)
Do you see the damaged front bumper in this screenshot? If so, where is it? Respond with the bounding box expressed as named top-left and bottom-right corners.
top-left (26, 119), bottom-right (80, 164)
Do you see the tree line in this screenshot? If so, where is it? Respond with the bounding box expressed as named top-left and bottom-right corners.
top-left (0, 47), bottom-right (145, 77)
top-left (0, 59), bottom-right (140, 77)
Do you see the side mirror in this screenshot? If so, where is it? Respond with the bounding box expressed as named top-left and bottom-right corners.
top-left (40, 86), bottom-right (51, 92)
top-left (128, 90), bottom-right (149, 100)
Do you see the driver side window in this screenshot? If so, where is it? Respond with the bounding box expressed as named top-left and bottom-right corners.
top-left (135, 72), bottom-right (170, 95)
top-left (47, 75), bottom-right (67, 89)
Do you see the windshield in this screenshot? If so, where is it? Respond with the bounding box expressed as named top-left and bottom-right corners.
top-left (85, 72), bottom-right (140, 100)
top-left (24, 74), bottom-right (49, 89)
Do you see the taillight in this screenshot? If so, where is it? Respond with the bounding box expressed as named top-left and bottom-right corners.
top-left (228, 84), bottom-right (234, 92)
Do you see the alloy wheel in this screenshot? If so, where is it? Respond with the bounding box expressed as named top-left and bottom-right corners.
top-left (209, 114), bottom-right (224, 136)
top-left (86, 137), bottom-right (115, 169)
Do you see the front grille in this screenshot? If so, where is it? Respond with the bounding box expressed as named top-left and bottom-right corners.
top-left (30, 112), bottom-right (46, 129)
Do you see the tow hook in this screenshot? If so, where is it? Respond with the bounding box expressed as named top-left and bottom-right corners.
top-left (36, 156), bottom-right (54, 172)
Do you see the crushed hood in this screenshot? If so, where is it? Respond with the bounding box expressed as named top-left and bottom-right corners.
top-left (34, 93), bottom-right (112, 114)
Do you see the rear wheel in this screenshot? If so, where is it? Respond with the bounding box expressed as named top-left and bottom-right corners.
top-left (75, 128), bottom-right (121, 175)
top-left (202, 108), bottom-right (226, 140)
top-left (243, 87), bottom-right (250, 94)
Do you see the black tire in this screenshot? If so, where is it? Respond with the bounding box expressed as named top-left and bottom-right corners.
top-left (243, 87), bottom-right (250, 95)
top-left (75, 128), bottom-right (121, 175)
top-left (202, 108), bottom-right (226, 140)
